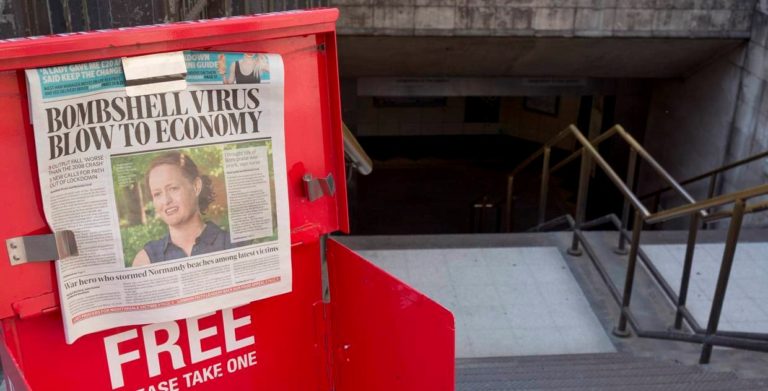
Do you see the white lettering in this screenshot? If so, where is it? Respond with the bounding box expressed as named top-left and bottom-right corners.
top-left (186, 312), bottom-right (221, 363)
top-left (142, 321), bottom-right (185, 377)
top-left (226, 351), bottom-right (257, 373)
top-left (222, 308), bottom-right (255, 352)
top-left (104, 329), bottom-right (140, 389)
top-left (102, 306), bottom-right (255, 388)
top-left (136, 377), bottom-right (179, 391)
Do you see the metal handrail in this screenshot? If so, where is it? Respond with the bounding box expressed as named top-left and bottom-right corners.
top-left (342, 123), bottom-right (373, 175)
top-left (640, 149), bottom-right (768, 204)
top-left (645, 183), bottom-right (768, 224)
top-left (534, 212), bottom-right (768, 344)
top-left (703, 199), bottom-right (768, 223)
top-left (507, 123), bottom-right (768, 365)
top-left (506, 124), bottom-right (702, 232)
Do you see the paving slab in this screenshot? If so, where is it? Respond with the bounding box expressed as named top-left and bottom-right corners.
top-left (642, 242), bottom-right (768, 333)
top-left (356, 246), bottom-right (615, 358)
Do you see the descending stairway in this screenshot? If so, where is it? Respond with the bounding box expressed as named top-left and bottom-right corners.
top-left (456, 353), bottom-right (768, 390)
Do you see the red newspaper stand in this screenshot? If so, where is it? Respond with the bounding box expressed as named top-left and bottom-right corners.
top-left (0, 9), bottom-right (454, 391)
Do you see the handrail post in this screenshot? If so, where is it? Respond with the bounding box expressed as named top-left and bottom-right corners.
top-left (699, 199), bottom-right (746, 364)
top-left (674, 213), bottom-right (700, 330)
top-left (538, 147), bottom-right (551, 225)
top-left (505, 175), bottom-right (514, 232)
top-left (652, 193), bottom-right (662, 213)
top-left (703, 174), bottom-right (718, 230)
top-left (613, 209), bottom-right (643, 337)
top-left (707, 173), bottom-right (718, 199)
top-left (568, 148), bottom-right (591, 256)
top-left (616, 149), bottom-right (638, 255)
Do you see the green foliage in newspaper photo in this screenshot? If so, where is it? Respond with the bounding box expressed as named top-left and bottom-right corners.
top-left (111, 140), bottom-right (277, 268)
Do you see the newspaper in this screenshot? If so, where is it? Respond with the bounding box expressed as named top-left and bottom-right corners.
top-left (25, 51), bottom-right (291, 344)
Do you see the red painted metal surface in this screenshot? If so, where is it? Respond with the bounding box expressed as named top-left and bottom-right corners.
top-left (1, 243), bottom-right (327, 391)
top-left (327, 240), bottom-right (456, 391)
top-left (0, 10), bottom-right (348, 320)
top-left (0, 9), bottom-right (349, 391)
top-left (0, 9), bottom-right (454, 391)
top-left (0, 10), bottom-right (340, 72)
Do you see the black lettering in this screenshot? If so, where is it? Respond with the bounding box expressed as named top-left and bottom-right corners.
top-left (246, 88), bottom-right (259, 109)
top-left (247, 111), bottom-right (262, 133)
top-left (62, 105), bottom-right (77, 129)
top-left (170, 118), bottom-right (185, 141)
top-left (200, 115), bottom-right (215, 138)
top-left (189, 91), bottom-right (205, 113)
top-left (88, 125), bottom-right (113, 150)
top-left (155, 119), bottom-right (170, 144)
top-left (213, 114), bottom-right (228, 136)
top-left (228, 112), bottom-right (244, 134)
top-left (231, 89), bottom-right (245, 110)
top-left (133, 122), bottom-right (151, 145)
top-left (120, 123), bottom-right (135, 147)
top-left (184, 117), bottom-right (200, 139)
top-left (46, 107), bottom-right (63, 133)
top-left (94, 99), bottom-right (112, 124)
top-left (173, 92), bottom-right (188, 116)
top-left (217, 89), bottom-right (233, 111)
top-left (49, 134), bottom-right (64, 159)
top-left (75, 102), bottom-right (90, 127)
top-left (111, 97), bottom-right (126, 122)
top-left (74, 128), bottom-right (91, 152)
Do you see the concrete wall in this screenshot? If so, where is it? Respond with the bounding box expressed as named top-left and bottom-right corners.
top-left (720, 8), bottom-right (768, 225)
top-left (641, 7), bottom-right (768, 227)
top-left (640, 48), bottom-right (743, 202)
top-left (355, 95), bottom-right (580, 147)
top-left (334, 0), bottom-right (755, 39)
top-left (0, 0), bottom-right (19, 37)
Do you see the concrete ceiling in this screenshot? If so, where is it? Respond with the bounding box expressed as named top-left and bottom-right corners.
top-left (337, 36), bottom-right (745, 79)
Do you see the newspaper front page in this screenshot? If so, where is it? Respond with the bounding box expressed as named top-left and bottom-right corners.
top-left (25, 52), bottom-right (291, 344)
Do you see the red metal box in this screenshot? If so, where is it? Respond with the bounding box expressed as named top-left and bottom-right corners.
top-left (0, 9), bottom-right (454, 391)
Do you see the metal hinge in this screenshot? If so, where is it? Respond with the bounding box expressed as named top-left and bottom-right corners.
top-left (303, 173), bottom-right (335, 202)
top-left (5, 230), bottom-right (78, 266)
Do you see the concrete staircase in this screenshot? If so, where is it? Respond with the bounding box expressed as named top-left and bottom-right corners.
top-left (456, 352), bottom-right (768, 390)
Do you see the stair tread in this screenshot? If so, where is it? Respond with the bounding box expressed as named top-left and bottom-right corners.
top-left (455, 353), bottom-right (768, 391)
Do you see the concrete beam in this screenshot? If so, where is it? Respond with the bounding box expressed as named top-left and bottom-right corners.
top-left (333, 0), bottom-right (754, 39)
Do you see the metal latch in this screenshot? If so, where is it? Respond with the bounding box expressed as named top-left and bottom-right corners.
top-left (303, 173), bottom-right (335, 202)
top-left (6, 230), bottom-right (78, 266)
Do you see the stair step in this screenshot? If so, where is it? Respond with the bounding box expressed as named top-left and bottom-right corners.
top-left (457, 372), bottom-right (757, 390)
top-left (456, 354), bottom-right (667, 372)
top-left (455, 352), bottom-right (768, 391)
top-left (457, 379), bottom-right (768, 391)
top-left (456, 353), bottom-right (649, 367)
top-left (457, 364), bottom-right (707, 381)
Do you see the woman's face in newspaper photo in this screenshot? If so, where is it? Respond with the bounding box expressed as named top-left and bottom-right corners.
top-left (148, 164), bottom-right (202, 227)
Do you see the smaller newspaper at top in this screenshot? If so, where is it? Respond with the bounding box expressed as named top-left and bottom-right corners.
top-left (25, 51), bottom-right (292, 344)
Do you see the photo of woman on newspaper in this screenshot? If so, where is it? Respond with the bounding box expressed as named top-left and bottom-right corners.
top-left (131, 151), bottom-right (242, 266)
top-left (218, 53), bottom-right (270, 84)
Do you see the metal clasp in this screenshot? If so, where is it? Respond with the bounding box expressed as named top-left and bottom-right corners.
top-left (6, 230), bottom-right (78, 266)
top-left (303, 173), bottom-right (335, 202)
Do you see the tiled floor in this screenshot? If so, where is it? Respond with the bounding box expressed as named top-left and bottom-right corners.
top-left (643, 242), bottom-right (768, 333)
top-left (357, 247), bottom-right (615, 358)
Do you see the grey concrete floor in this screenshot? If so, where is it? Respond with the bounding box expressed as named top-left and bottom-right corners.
top-left (336, 231), bottom-right (768, 380)
top-left (643, 242), bottom-right (768, 333)
top-left (357, 247), bottom-right (615, 358)
top-left (579, 230), bottom-right (768, 379)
